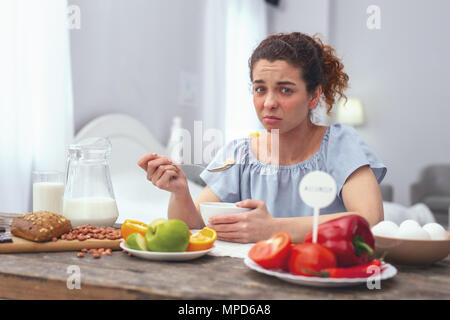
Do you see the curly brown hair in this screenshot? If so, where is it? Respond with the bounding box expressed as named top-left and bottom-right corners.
top-left (249, 32), bottom-right (349, 114)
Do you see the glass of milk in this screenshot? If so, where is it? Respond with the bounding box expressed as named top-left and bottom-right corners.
top-left (32, 171), bottom-right (65, 214)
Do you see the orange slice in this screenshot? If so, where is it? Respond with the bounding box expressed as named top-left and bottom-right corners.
top-left (186, 227), bottom-right (217, 252)
top-left (121, 219), bottom-right (148, 240)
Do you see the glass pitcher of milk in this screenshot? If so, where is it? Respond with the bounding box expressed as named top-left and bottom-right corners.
top-left (63, 137), bottom-right (119, 227)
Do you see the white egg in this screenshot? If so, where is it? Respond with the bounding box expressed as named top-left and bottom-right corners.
top-left (396, 222), bottom-right (431, 240)
top-left (422, 223), bottom-right (448, 240)
top-left (371, 221), bottom-right (399, 237)
top-left (399, 219), bottom-right (420, 229)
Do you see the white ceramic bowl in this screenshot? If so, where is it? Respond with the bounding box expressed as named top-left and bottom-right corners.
top-left (199, 202), bottom-right (250, 225)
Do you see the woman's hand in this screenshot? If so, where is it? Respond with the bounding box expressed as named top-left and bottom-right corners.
top-left (137, 153), bottom-right (188, 194)
top-left (207, 199), bottom-right (276, 243)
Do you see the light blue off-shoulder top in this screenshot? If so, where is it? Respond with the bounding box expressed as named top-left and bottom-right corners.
top-left (199, 123), bottom-right (387, 218)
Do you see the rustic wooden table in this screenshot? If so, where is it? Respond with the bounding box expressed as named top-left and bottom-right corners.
top-left (1, 213), bottom-right (449, 300)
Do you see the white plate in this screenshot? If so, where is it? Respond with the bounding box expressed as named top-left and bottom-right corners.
top-left (244, 257), bottom-right (398, 288)
top-left (120, 241), bottom-right (214, 261)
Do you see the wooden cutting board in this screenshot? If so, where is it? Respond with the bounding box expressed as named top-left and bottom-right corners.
top-left (0, 233), bottom-right (122, 253)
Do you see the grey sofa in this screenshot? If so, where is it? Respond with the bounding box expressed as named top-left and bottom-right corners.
top-left (410, 164), bottom-right (450, 224)
top-left (380, 184), bottom-right (393, 202)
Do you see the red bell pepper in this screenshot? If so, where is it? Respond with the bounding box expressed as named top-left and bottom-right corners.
top-left (248, 232), bottom-right (292, 270)
top-left (303, 214), bottom-right (375, 267)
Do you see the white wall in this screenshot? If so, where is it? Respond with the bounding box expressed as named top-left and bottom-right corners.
top-left (69, 0), bottom-right (205, 147)
top-left (329, 0), bottom-right (450, 205)
top-left (268, 0), bottom-right (330, 40)
top-left (269, 0), bottom-right (450, 205)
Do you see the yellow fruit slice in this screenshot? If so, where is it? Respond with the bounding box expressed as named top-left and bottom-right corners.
top-left (248, 132), bottom-right (261, 138)
top-left (121, 219), bottom-right (148, 240)
top-left (186, 227), bottom-right (217, 252)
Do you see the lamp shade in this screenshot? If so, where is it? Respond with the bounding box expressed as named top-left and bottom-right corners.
top-left (336, 98), bottom-right (365, 126)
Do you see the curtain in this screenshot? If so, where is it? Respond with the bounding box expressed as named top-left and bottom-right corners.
top-left (0, 0), bottom-right (74, 213)
top-left (202, 0), bottom-right (268, 145)
top-left (202, 0), bottom-right (228, 138)
top-left (224, 0), bottom-right (268, 141)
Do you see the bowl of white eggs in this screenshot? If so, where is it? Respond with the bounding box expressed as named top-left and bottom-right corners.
top-left (371, 220), bottom-right (450, 265)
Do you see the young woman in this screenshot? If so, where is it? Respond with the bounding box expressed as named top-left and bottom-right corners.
top-left (138, 32), bottom-right (386, 243)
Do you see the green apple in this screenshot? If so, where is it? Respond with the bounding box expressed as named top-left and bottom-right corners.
top-left (150, 218), bottom-right (168, 230)
top-left (145, 219), bottom-right (189, 252)
top-left (126, 232), bottom-right (147, 251)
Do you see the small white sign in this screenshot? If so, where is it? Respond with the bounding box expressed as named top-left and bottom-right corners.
top-left (299, 171), bottom-right (337, 209)
top-left (299, 171), bottom-right (337, 243)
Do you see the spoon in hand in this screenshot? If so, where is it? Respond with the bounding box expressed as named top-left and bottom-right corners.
top-left (207, 158), bottom-right (236, 172)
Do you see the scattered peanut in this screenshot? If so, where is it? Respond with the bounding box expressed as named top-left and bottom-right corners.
top-left (59, 224), bottom-right (121, 260)
top-left (59, 224), bottom-right (122, 242)
top-left (74, 247), bottom-right (115, 259)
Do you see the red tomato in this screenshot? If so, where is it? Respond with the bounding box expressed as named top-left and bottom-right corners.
top-left (288, 243), bottom-right (337, 276)
top-left (280, 244), bottom-right (296, 272)
top-left (248, 232), bottom-right (292, 270)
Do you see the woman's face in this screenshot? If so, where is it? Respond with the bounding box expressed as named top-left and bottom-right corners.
top-left (252, 59), bottom-right (317, 134)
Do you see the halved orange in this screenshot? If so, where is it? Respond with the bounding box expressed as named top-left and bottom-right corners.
top-left (186, 227), bottom-right (217, 252)
top-left (121, 219), bottom-right (148, 240)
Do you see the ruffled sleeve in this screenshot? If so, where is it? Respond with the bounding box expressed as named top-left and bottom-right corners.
top-left (199, 139), bottom-right (247, 202)
top-left (326, 124), bottom-right (387, 198)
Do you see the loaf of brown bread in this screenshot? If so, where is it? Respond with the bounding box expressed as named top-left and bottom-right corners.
top-left (11, 211), bottom-right (72, 242)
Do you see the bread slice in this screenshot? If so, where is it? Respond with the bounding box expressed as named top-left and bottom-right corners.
top-left (11, 211), bottom-right (72, 242)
